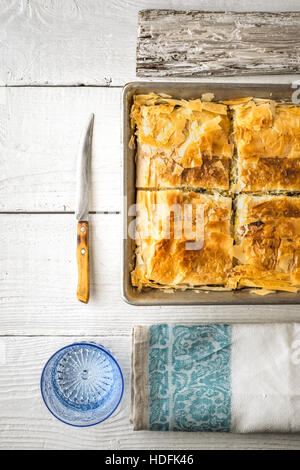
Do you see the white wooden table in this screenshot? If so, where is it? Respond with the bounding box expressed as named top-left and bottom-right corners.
top-left (1, 0), bottom-right (300, 450)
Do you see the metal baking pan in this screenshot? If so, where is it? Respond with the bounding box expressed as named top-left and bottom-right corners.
top-left (122, 81), bottom-right (299, 305)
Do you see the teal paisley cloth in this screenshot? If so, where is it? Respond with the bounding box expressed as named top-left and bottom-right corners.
top-left (148, 324), bottom-right (231, 431)
top-left (131, 323), bottom-right (300, 432)
top-left (131, 324), bottom-right (232, 432)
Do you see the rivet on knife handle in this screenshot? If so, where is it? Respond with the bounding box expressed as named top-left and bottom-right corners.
top-left (77, 221), bottom-right (89, 303)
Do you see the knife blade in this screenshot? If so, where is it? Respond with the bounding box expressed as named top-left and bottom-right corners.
top-left (75, 113), bottom-right (94, 303)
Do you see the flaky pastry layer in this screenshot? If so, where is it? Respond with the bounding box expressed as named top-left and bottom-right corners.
top-left (131, 93), bottom-right (233, 190)
top-left (232, 99), bottom-right (300, 191)
top-left (132, 190), bottom-right (233, 289)
top-left (231, 195), bottom-right (300, 291)
top-left (130, 94), bottom-right (300, 293)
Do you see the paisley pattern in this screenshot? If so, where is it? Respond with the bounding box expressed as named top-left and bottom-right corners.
top-left (148, 325), bottom-right (169, 430)
top-left (148, 324), bottom-right (232, 431)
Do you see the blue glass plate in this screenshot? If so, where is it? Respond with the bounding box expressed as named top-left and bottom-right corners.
top-left (40, 343), bottom-right (124, 427)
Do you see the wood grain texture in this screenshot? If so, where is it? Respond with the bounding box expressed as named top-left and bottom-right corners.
top-left (1, 336), bottom-right (300, 450)
top-left (0, 0), bottom-right (299, 86)
top-left (76, 221), bottom-right (89, 303)
top-left (0, 87), bottom-right (121, 212)
top-left (137, 10), bottom-right (300, 77)
top-left (2, 213), bottom-right (300, 337)
top-left (0, 0), bottom-right (136, 86)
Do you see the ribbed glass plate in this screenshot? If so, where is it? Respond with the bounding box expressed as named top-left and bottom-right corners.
top-left (41, 343), bottom-right (124, 427)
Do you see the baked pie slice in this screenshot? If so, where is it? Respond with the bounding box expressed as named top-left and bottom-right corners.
top-left (131, 93), bottom-right (233, 190)
top-left (132, 190), bottom-right (233, 289)
top-left (231, 99), bottom-right (300, 192)
top-left (228, 194), bottom-right (300, 292)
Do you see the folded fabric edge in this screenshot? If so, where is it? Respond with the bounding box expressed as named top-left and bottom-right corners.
top-left (131, 325), bottom-right (149, 430)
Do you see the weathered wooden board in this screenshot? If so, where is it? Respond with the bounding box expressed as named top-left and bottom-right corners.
top-left (137, 10), bottom-right (300, 77)
top-left (2, 213), bottom-right (300, 337)
top-left (0, 87), bottom-right (121, 213)
top-left (1, 335), bottom-right (300, 449)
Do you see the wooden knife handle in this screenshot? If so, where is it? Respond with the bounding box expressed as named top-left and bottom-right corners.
top-left (77, 221), bottom-right (89, 303)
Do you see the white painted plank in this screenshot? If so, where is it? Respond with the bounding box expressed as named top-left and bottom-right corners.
top-left (1, 335), bottom-right (300, 449)
top-left (0, 0), bottom-right (299, 86)
top-left (3, 83), bottom-right (300, 213)
top-left (0, 87), bottom-right (121, 212)
top-left (1, 213), bottom-right (300, 336)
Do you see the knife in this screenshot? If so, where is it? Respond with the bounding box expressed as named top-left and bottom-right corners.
top-left (75, 114), bottom-right (94, 303)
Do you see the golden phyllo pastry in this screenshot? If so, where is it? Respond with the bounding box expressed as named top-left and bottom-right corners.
top-left (130, 93), bottom-right (300, 294)
top-left (232, 99), bottom-right (300, 191)
top-left (131, 93), bottom-right (233, 190)
top-left (228, 195), bottom-right (300, 292)
top-left (132, 190), bottom-right (233, 289)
